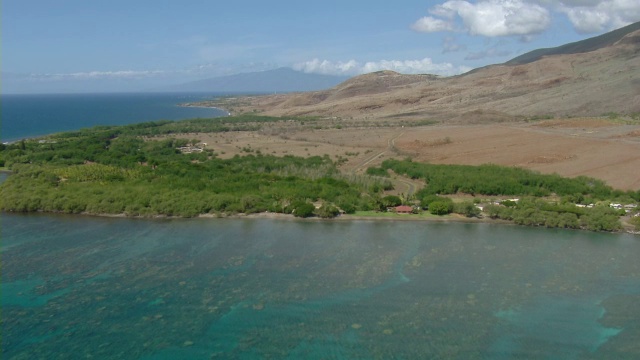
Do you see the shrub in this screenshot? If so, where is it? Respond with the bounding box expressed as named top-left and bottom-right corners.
top-left (366, 167), bottom-right (389, 177)
top-left (317, 204), bottom-right (340, 218)
top-left (338, 201), bottom-right (357, 214)
top-left (382, 195), bottom-right (402, 207)
top-left (292, 201), bottom-right (315, 218)
top-left (420, 195), bottom-right (443, 209)
top-left (454, 201), bottom-right (481, 217)
top-left (429, 200), bottom-right (453, 215)
top-left (580, 206), bottom-right (622, 232)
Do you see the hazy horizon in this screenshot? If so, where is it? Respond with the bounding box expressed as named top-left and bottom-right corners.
top-left (3, 1), bottom-right (640, 93)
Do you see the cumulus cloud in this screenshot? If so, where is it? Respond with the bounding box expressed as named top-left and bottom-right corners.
top-left (413, 0), bottom-right (640, 37)
top-left (554, 0), bottom-right (640, 33)
top-left (411, 16), bottom-right (455, 32)
top-left (293, 58), bottom-right (472, 76)
top-left (412, 0), bottom-right (551, 37)
top-left (292, 59), bottom-right (361, 76)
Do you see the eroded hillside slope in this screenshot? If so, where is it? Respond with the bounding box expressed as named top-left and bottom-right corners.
top-left (214, 26), bottom-right (640, 122)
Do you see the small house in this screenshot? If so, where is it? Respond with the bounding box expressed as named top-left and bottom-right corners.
top-left (395, 205), bottom-right (413, 214)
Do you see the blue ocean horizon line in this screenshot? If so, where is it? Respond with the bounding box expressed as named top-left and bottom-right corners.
top-left (1, 92), bottom-right (233, 142)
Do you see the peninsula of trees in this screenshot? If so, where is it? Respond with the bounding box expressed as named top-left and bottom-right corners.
top-left (1, 115), bottom-right (638, 232)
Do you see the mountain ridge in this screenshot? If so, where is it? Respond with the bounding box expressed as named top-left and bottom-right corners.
top-left (213, 22), bottom-right (640, 122)
top-left (506, 21), bottom-right (640, 65)
top-left (162, 67), bottom-right (349, 93)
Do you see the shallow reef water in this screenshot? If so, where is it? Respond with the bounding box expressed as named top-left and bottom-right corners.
top-left (2, 214), bottom-right (639, 359)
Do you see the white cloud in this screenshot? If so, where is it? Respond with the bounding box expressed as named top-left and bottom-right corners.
top-left (447, 0), bottom-right (551, 36)
top-left (293, 59), bottom-right (361, 75)
top-left (549, 0), bottom-right (602, 5)
top-left (411, 16), bottom-right (455, 32)
top-left (183, 62), bottom-right (278, 77)
top-left (414, 0), bottom-right (640, 37)
top-left (554, 0), bottom-right (640, 33)
top-left (293, 58), bottom-right (472, 76)
top-left (564, 7), bottom-right (614, 32)
top-left (413, 0), bottom-right (551, 37)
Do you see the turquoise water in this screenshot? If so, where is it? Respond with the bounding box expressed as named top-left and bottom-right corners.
top-left (1, 93), bottom-right (227, 142)
top-left (2, 214), bottom-right (639, 359)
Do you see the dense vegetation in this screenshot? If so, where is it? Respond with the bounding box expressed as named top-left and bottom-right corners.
top-left (369, 159), bottom-right (640, 232)
top-left (0, 116), bottom-right (388, 217)
top-left (373, 159), bottom-right (640, 202)
top-left (2, 117), bottom-right (638, 231)
top-left (483, 199), bottom-right (623, 232)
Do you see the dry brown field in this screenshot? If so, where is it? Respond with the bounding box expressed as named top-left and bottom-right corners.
top-left (172, 28), bottom-right (640, 196)
top-left (167, 117), bottom-right (640, 191)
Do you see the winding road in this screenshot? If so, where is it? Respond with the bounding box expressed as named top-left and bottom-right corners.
top-left (349, 131), bottom-right (419, 196)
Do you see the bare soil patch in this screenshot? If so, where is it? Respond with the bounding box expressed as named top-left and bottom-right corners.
top-left (157, 119), bottom-right (640, 191)
top-left (610, 130), bottom-right (640, 139)
top-left (394, 122), bottom-right (640, 190)
top-left (533, 118), bottom-right (618, 128)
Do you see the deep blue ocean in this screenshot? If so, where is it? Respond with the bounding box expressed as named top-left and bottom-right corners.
top-left (1, 92), bottom-right (228, 142)
top-left (1, 93), bottom-right (640, 359)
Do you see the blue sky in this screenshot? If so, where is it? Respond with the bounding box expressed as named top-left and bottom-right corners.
top-left (3, 0), bottom-right (639, 93)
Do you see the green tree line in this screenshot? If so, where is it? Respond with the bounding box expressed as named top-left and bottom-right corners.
top-left (0, 117), bottom-right (387, 218)
top-left (373, 159), bottom-right (640, 202)
top-left (2, 118), bottom-right (638, 229)
top-left (484, 198), bottom-right (623, 232)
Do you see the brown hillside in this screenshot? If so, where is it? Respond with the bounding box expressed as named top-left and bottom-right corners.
top-left (189, 26), bottom-right (640, 191)
top-left (218, 28), bottom-right (640, 122)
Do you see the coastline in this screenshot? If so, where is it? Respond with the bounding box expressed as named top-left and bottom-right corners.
top-left (0, 208), bottom-right (509, 225)
top-left (226, 212), bottom-right (639, 234)
top-left (203, 211), bottom-right (502, 222)
top-left (178, 103), bottom-right (232, 116)
top-left (5, 209), bottom-right (637, 235)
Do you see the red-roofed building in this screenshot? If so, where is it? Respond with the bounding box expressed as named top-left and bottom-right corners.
top-left (395, 205), bottom-right (413, 214)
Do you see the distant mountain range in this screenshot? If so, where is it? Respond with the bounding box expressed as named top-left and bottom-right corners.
top-left (162, 67), bottom-right (349, 93)
top-left (214, 21), bottom-right (640, 121)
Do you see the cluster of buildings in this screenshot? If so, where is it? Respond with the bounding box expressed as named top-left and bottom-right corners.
top-left (178, 142), bottom-right (207, 154)
top-left (389, 199), bottom-right (640, 217)
top-left (610, 203), bottom-right (639, 214)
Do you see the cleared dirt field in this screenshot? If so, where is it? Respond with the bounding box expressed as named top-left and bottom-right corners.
top-left (396, 121), bottom-right (640, 190)
top-left (171, 118), bottom-right (640, 191)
